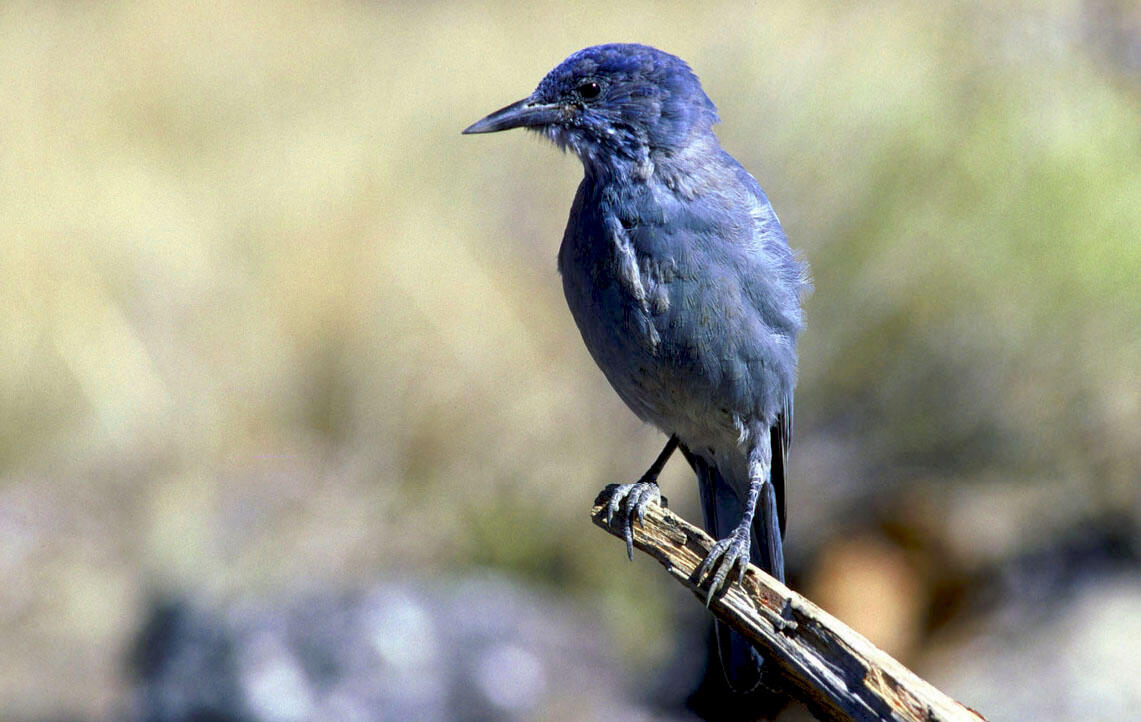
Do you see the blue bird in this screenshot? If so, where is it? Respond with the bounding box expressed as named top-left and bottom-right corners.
top-left (464, 43), bottom-right (810, 692)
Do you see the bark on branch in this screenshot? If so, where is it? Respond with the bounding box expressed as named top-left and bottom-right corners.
top-left (591, 485), bottom-right (986, 722)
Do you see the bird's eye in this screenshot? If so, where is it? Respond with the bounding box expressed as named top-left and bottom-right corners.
top-left (576, 81), bottom-right (602, 101)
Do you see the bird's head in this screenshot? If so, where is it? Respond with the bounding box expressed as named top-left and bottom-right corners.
top-left (463, 44), bottom-right (719, 174)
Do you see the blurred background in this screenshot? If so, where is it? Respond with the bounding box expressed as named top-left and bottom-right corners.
top-left (1, 0), bottom-right (1138, 720)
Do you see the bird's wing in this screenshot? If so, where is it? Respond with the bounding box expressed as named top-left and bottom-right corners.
top-left (731, 156), bottom-right (802, 539)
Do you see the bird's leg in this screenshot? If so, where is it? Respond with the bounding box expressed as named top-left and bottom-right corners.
top-left (696, 456), bottom-right (773, 606)
top-left (605, 434), bottom-right (678, 560)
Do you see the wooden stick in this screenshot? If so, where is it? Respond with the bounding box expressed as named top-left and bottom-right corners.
top-left (591, 485), bottom-right (986, 722)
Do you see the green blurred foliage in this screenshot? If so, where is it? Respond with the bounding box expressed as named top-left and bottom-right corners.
top-left (0, 0), bottom-right (1137, 717)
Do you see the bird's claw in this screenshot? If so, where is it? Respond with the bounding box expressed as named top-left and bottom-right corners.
top-left (604, 480), bottom-right (662, 560)
top-left (697, 529), bottom-right (751, 607)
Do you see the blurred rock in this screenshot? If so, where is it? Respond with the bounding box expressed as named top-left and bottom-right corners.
top-left (919, 512), bottom-right (1141, 720)
top-left (128, 574), bottom-right (683, 722)
top-left (926, 571), bottom-right (1141, 721)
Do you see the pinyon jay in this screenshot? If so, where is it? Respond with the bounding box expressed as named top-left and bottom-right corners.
top-left (464, 43), bottom-right (810, 693)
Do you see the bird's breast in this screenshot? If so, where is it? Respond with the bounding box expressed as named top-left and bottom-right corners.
top-left (558, 215), bottom-right (662, 356)
top-left (554, 173), bottom-right (798, 447)
top-left (557, 184), bottom-right (731, 437)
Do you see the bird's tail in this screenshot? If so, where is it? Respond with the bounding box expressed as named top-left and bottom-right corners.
top-left (684, 442), bottom-right (785, 694)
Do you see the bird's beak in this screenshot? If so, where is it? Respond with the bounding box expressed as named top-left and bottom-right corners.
top-left (462, 97), bottom-right (562, 134)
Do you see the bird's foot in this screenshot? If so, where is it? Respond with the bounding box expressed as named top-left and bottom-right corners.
top-left (604, 479), bottom-right (662, 561)
top-left (697, 526), bottom-right (752, 607)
